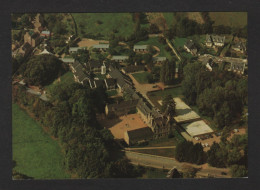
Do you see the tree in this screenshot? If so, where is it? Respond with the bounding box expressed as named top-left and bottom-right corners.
top-left (149, 23), bottom-right (160, 34)
top-left (23, 54), bottom-right (65, 86)
top-left (72, 49), bottom-right (90, 63)
top-left (182, 62), bottom-right (202, 105)
top-left (230, 165), bottom-right (248, 177)
top-left (160, 61), bottom-right (175, 85)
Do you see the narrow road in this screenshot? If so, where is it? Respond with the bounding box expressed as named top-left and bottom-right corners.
top-left (125, 146), bottom-right (176, 150)
top-left (125, 150), bottom-right (230, 178)
top-left (165, 38), bottom-right (182, 61)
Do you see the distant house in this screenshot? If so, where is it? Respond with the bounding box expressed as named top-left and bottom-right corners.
top-left (105, 99), bottom-right (139, 118)
top-left (229, 62), bottom-right (245, 75)
top-left (205, 34), bottom-right (225, 47)
top-left (40, 30), bottom-right (51, 38)
top-left (88, 60), bottom-right (103, 73)
top-left (70, 60), bottom-right (90, 84)
top-left (104, 78), bottom-right (116, 90)
top-left (232, 41), bottom-right (247, 53)
top-left (124, 127), bottom-right (154, 145)
top-left (24, 31), bottom-right (41, 47)
top-left (133, 45), bottom-right (148, 53)
top-left (59, 57), bottom-right (75, 64)
top-left (69, 47), bottom-right (86, 54)
top-left (111, 55), bottom-right (129, 63)
top-left (121, 65), bottom-right (145, 74)
top-left (184, 39), bottom-right (197, 55)
top-left (92, 44), bottom-right (109, 51)
top-left (152, 56), bottom-right (167, 64)
top-left (108, 66), bottom-right (133, 92)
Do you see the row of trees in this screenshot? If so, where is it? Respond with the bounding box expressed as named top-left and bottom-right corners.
top-left (175, 141), bottom-right (205, 165)
top-left (12, 82), bottom-right (141, 178)
top-left (182, 62), bottom-right (247, 128)
top-left (207, 132), bottom-right (248, 177)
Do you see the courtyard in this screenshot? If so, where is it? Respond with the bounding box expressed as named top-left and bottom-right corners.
top-left (100, 114), bottom-right (148, 140)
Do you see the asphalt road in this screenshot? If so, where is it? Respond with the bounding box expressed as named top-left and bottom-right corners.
top-left (125, 150), bottom-right (230, 178)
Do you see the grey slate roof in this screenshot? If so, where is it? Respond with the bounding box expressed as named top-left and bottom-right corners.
top-left (108, 67), bottom-right (132, 88)
top-left (133, 45), bottom-right (148, 50)
top-left (153, 56), bottom-right (167, 62)
top-left (111, 55), bottom-right (129, 61)
top-left (105, 78), bottom-right (116, 87)
top-left (94, 80), bottom-right (104, 88)
top-left (89, 60), bottom-right (102, 68)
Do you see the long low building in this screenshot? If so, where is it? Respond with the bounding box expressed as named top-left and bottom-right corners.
top-left (181, 120), bottom-right (214, 138)
top-left (173, 97), bottom-right (200, 124)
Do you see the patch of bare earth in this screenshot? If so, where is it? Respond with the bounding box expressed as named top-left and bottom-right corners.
top-left (99, 114), bottom-right (148, 140)
top-left (77, 38), bottom-right (109, 48)
top-left (187, 12), bottom-right (205, 24)
top-left (146, 13), bottom-right (168, 31)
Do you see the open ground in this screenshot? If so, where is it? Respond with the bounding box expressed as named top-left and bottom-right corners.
top-left (12, 104), bottom-right (70, 179)
top-left (99, 114), bottom-right (148, 139)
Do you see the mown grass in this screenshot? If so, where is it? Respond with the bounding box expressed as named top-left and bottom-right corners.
top-left (209, 12), bottom-right (247, 28)
top-left (162, 12), bottom-right (177, 28)
top-left (72, 13), bottom-right (135, 40)
top-left (106, 90), bottom-right (118, 97)
top-left (138, 166), bottom-right (168, 179)
top-left (132, 71), bottom-right (150, 84)
top-left (45, 71), bottom-right (75, 92)
top-left (133, 148), bottom-right (175, 158)
top-left (130, 137), bottom-right (176, 148)
top-left (12, 104), bottom-right (70, 179)
top-left (136, 37), bottom-right (173, 59)
top-left (147, 87), bottom-right (184, 109)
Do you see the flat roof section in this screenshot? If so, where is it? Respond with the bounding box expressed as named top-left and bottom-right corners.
top-left (173, 97), bottom-right (200, 124)
top-left (182, 120), bottom-right (213, 137)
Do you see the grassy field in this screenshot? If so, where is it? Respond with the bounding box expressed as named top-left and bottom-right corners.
top-left (130, 137), bottom-right (176, 148)
top-left (72, 13), bottom-right (135, 39)
top-left (45, 71), bottom-right (75, 92)
top-left (12, 104), bottom-right (70, 179)
top-left (163, 13), bottom-right (177, 28)
top-left (139, 167), bottom-right (168, 179)
top-left (209, 12), bottom-right (247, 28)
top-left (132, 71), bottom-right (150, 84)
top-left (147, 87), bottom-right (184, 109)
top-left (136, 37), bottom-right (173, 60)
top-left (106, 89), bottom-right (118, 97)
top-left (133, 148), bottom-right (175, 158)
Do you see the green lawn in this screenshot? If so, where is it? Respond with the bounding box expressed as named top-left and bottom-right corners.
top-left (209, 12), bottom-right (247, 28)
top-left (132, 71), bottom-right (150, 84)
top-left (136, 37), bottom-right (173, 60)
top-left (130, 137), bottom-right (176, 148)
top-left (147, 87), bottom-right (184, 109)
top-left (133, 148), bottom-right (175, 158)
top-left (106, 90), bottom-right (118, 97)
top-left (12, 104), bottom-right (70, 179)
top-left (72, 13), bottom-right (135, 40)
top-left (94, 73), bottom-right (107, 80)
top-left (45, 71), bottom-right (75, 92)
top-left (139, 167), bottom-right (168, 179)
top-left (163, 13), bottom-right (177, 28)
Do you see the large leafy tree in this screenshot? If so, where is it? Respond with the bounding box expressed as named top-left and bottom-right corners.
top-left (23, 54), bottom-right (65, 86)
